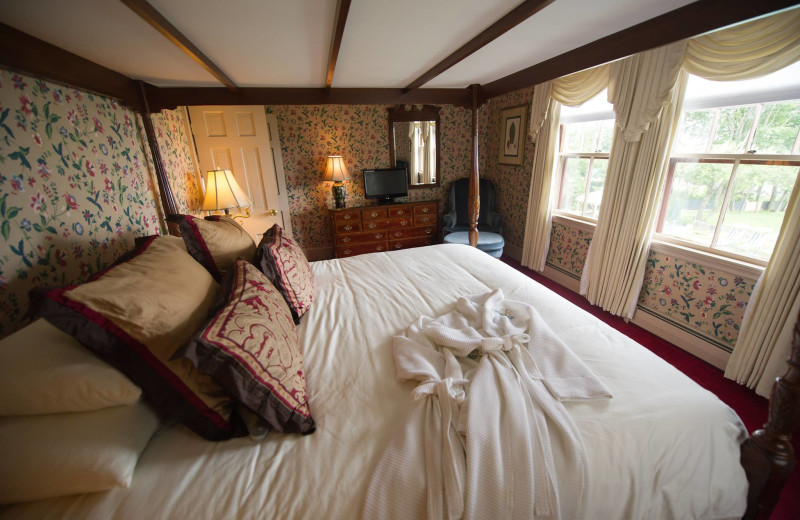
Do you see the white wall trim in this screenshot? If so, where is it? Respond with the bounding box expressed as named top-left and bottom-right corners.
top-left (649, 240), bottom-right (764, 281)
top-left (630, 308), bottom-right (731, 370)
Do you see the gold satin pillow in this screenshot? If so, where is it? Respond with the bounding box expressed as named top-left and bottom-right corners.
top-left (37, 235), bottom-right (245, 440)
top-left (169, 215), bottom-right (256, 281)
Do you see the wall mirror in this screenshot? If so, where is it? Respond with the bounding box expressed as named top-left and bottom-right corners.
top-left (388, 105), bottom-right (440, 188)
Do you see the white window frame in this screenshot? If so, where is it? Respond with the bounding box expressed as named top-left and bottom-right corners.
top-left (654, 96), bottom-right (800, 267)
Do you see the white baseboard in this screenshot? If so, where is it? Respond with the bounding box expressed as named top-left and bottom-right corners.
top-left (535, 263), bottom-right (730, 370)
top-left (630, 308), bottom-right (730, 370)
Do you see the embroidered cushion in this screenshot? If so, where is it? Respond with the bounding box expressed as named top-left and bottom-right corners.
top-left (34, 235), bottom-right (245, 441)
top-left (256, 224), bottom-right (314, 323)
top-left (169, 214), bottom-right (256, 281)
top-left (177, 259), bottom-right (316, 434)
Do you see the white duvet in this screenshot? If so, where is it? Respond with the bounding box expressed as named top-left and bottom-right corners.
top-left (2, 244), bottom-right (748, 520)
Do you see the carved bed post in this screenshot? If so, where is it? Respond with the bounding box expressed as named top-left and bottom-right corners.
top-left (468, 84), bottom-right (480, 247)
top-left (135, 80), bottom-right (179, 234)
top-left (741, 308), bottom-right (800, 519)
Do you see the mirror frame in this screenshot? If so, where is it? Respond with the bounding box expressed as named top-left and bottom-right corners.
top-left (388, 105), bottom-right (441, 189)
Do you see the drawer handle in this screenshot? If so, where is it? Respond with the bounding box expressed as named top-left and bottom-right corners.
top-left (394, 231), bottom-right (401, 237)
top-left (425, 228), bottom-right (432, 234)
top-left (371, 211), bottom-right (378, 217)
top-left (344, 225), bottom-right (353, 231)
top-left (344, 215), bottom-right (351, 220)
top-left (377, 245), bottom-right (384, 251)
top-left (397, 210), bottom-right (405, 215)
top-left (344, 249), bottom-right (352, 255)
top-left (425, 239), bottom-right (432, 245)
top-left (343, 237), bottom-right (351, 243)
top-left (401, 220), bottom-right (408, 226)
top-left (368, 223), bottom-right (376, 229)
top-left (422, 208), bottom-right (429, 213)
top-left (375, 233), bottom-right (383, 239)
top-left (395, 243), bottom-right (403, 249)
top-left (420, 217), bottom-right (429, 223)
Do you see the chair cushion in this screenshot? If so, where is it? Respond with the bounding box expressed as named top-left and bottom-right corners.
top-left (444, 231), bottom-right (504, 251)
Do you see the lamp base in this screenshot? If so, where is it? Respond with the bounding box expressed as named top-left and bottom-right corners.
top-left (332, 182), bottom-right (347, 209)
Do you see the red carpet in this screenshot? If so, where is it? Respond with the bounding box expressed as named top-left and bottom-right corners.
top-left (501, 256), bottom-right (799, 519)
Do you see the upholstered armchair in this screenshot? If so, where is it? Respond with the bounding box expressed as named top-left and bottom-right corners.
top-left (442, 178), bottom-right (503, 235)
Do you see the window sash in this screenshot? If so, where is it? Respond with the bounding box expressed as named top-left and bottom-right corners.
top-left (656, 155), bottom-right (800, 263)
top-left (556, 153), bottom-right (609, 219)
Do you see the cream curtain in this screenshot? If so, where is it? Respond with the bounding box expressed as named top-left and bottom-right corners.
top-left (684, 8), bottom-right (800, 80)
top-left (521, 66), bottom-right (609, 271)
top-left (580, 42), bottom-right (687, 317)
top-left (725, 176), bottom-right (800, 397)
top-left (683, 8), bottom-right (800, 396)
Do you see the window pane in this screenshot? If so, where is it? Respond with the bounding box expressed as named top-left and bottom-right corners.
top-left (717, 163), bottom-right (799, 260)
top-left (710, 106), bottom-right (756, 153)
top-left (584, 159), bottom-right (608, 219)
top-left (661, 161), bottom-right (734, 246)
top-left (674, 109), bottom-right (714, 153)
top-left (561, 120), bottom-right (614, 153)
top-left (559, 158), bottom-right (588, 214)
top-left (751, 101), bottom-right (800, 154)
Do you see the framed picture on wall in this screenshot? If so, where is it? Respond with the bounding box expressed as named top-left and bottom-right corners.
top-left (498, 104), bottom-right (527, 166)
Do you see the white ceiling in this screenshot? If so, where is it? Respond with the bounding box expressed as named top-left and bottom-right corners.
top-left (0, 0), bottom-right (717, 89)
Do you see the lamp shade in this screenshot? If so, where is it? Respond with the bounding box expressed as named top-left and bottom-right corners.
top-left (322, 155), bottom-right (350, 182)
top-left (202, 169), bottom-right (252, 211)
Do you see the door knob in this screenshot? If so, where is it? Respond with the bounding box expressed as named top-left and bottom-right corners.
top-left (267, 209), bottom-right (278, 216)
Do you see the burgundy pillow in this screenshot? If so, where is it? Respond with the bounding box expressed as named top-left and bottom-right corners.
top-left (176, 259), bottom-right (316, 434)
top-left (168, 214), bottom-right (256, 281)
top-left (256, 224), bottom-right (314, 323)
top-left (32, 235), bottom-right (245, 441)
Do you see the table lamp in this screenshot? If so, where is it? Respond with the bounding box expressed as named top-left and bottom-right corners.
top-left (322, 155), bottom-right (350, 209)
top-left (203, 169), bottom-right (252, 218)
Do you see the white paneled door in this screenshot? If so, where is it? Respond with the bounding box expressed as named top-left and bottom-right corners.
top-left (187, 106), bottom-right (292, 242)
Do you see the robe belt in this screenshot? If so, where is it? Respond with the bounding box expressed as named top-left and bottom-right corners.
top-left (413, 376), bottom-right (469, 520)
top-left (478, 333), bottom-right (530, 353)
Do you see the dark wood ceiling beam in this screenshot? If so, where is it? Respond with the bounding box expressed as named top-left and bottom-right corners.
top-left (145, 86), bottom-right (473, 111)
top-left (405, 0), bottom-right (554, 91)
top-left (0, 23), bottom-right (140, 107)
top-left (119, 0), bottom-right (239, 92)
top-left (326, 0), bottom-right (352, 88)
top-left (482, 0), bottom-right (800, 99)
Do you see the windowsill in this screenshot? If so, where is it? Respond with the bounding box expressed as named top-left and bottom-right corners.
top-left (551, 213), bottom-right (765, 280)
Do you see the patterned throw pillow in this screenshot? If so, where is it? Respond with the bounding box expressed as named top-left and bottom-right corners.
top-left (169, 214), bottom-right (256, 281)
top-left (177, 259), bottom-right (316, 434)
top-left (33, 235), bottom-right (245, 441)
top-left (256, 224), bottom-right (314, 323)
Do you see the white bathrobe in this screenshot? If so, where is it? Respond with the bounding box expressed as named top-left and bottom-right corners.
top-left (363, 290), bottom-right (612, 520)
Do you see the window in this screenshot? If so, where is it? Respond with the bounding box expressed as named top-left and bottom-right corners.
top-left (656, 64), bottom-right (800, 263)
top-left (555, 92), bottom-right (615, 220)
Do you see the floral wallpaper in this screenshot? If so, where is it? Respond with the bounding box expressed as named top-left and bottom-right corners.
top-left (479, 87), bottom-right (535, 251)
top-left (152, 108), bottom-right (203, 215)
top-left (545, 220), bottom-right (593, 278)
top-left (266, 104), bottom-right (472, 252)
top-left (638, 250), bottom-right (757, 351)
top-left (0, 68), bottom-right (163, 338)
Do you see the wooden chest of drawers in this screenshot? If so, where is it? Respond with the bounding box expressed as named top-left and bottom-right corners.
top-left (330, 201), bottom-right (439, 258)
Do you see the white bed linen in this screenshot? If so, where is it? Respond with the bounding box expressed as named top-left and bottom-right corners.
top-left (2, 244), bottom-right (748, 520)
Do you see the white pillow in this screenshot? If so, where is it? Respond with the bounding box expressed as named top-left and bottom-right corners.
top-left (0, 319), bottom-right (142, 415)
top-left (0, 401), bottom-right (158, 503)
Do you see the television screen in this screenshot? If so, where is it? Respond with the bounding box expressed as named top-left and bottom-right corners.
top-left (363, 168), bottom-right (409, 202)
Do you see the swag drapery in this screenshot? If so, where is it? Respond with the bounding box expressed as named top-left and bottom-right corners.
top-left (519, 7), bottom-right (800, 395)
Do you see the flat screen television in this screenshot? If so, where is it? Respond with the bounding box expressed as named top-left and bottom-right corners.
top-left (363, 167), bottom-right (408, 204)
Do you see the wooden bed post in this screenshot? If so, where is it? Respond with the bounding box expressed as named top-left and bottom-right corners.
top-left (468, 84), bottom-right (480, 247)
top-left (135, 80), bottom-right (179, 233)
top-left (741, 308), bottom-right (800, 519)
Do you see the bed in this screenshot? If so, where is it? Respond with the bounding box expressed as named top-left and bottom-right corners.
top-left (1, 244), bottom-right (761, 519)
